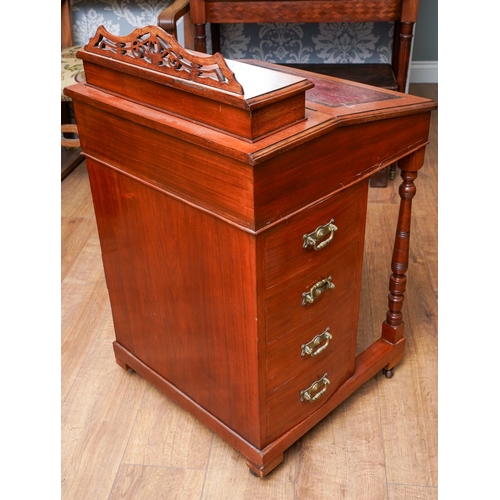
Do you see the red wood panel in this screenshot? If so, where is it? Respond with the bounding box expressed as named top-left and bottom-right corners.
top-left (266, 289), bottom-right (356, 391)
top-left (82, 62), bottom-right (308, 141)
top-left (74, 101), bottom-right (257, 229)
top-left (265, 334), bottom-right (352, 441)
top-left (265, 241), bottom-right (361, 343)
top-left (264, 181), bottom-right (366, 291)
top-left (86, 159), bottom-right (262, 446)
top-left (253, 115), bottom-right (431, 229)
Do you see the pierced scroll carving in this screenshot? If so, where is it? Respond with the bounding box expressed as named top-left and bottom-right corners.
top-left (84, 26), bottom-right (244, 95)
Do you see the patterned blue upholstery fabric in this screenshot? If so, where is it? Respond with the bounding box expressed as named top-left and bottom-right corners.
top-left (71, 0), bottom-right (175, 45)
top-left (218, 22), bottom-right (394, 64)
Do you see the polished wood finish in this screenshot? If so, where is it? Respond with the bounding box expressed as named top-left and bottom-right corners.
top-left (157, 0), bottom-right (191, 40)
top-left (61, 83), bottom-right (437, 498)
top-left (61, 0), bottom-right (73, 50)
top-left (64, 28), bottom-right (435, 477)
top-left (382, 150), bottom-right (425, 348)
top-left (80, 27), bottom-right (313, 141)
top-left (186, 0), bottom-right (421, 188)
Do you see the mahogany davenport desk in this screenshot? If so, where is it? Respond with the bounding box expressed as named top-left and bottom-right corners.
top-left (65, 26), bottom-right (436, 477)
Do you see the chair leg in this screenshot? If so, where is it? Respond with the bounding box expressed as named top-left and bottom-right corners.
top-left (61, 100), bottom-right (72, 125)
top-left (389, 163), bottom-right (397, 180)
top-left (369, 166), bottom-right (390, 188)
top-left (61, 124), bottom-right (81, 149)
top-left (61, 100), bottom-right (84, 180)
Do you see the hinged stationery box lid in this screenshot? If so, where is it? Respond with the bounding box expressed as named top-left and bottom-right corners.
top-left (74, 25), bottom-right (314, 142)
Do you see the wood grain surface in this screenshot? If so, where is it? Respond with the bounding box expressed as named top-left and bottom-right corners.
top-left (61, 83), bottom-right (437, 498)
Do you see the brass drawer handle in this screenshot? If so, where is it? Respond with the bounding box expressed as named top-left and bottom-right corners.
top-left (300, 373), bottom-right (330, 402)
top-left (302, 276), bottom-right (335, 306)
top-left (301, 327), bottom-right (332, 357)
top-left (303, 218), bottom-right (338, 251)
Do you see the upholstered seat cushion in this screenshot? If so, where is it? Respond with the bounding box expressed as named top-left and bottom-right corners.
top-left (61, 45), bottom-right (86, 101)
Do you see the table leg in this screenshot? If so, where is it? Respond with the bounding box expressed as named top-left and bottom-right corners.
top-left (381, 147), bottom-right (426, 372)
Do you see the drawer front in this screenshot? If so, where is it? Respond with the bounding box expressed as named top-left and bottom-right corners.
top-left (265, 241), bottom-right (361, 344)
top-left (266, 289), bottom-right (356, 392)
top-left (265, 335), bottom-right (352, 440)
top-left (264, 181), bottom-right (367, 292)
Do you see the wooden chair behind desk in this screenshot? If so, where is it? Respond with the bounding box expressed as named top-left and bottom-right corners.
top-left (61, 0), bottom-right (193, 180)
top-left (188, 0), bottom-right (420, 187)
top-left (61, 0), bottom-right (85, 180)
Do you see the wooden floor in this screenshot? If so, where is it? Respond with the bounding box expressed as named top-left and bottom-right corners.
top-left (61, 84), bottom-right (438, 500)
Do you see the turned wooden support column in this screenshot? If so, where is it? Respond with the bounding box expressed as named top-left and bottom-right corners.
top-left (394, 21), bottom-right (415, 92)
top-left (194, 24), bottom-right (207, 52)
top-left (382, 147), bottom-right (426, 350)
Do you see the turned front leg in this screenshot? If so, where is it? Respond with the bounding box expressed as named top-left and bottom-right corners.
top-left (384, 168), bottom-right (416, 341)
top-left (382, 148), bottom-right (426, 371)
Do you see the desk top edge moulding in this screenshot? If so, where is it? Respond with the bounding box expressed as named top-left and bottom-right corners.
top-left (65, 26), bottom-right (436, 477)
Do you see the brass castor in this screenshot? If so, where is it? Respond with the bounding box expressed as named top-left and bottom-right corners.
top-left (383, 368), bottom-right (394, 378)
top-left (249, 469), bottom-right (260, 477)
top-left (389, 164), bottom-right (397, 180)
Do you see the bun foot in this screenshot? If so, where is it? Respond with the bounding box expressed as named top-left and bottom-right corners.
top-left (246, 452), bottom-right (283, 478)
top-left (383, 368), bottom-right (394, 378)
top-left (115, 357), bottom-right (131, 371)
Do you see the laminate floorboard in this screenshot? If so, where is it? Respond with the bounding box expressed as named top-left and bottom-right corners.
top-left (61, 83), bottom-right (438, 500)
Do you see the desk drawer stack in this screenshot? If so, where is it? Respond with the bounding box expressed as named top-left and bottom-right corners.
top-left (263, 181), bottom-right (367, 442)
top-left (65, 26), bottom-right (436, 477)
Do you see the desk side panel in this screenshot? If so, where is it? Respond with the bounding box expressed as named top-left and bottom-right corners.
top-left (73, 100), bottom-right (256, 229)
top-left (253, 113), bottom-right (432, 229)
top-left (86, 160), bottom-right (262, 447)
